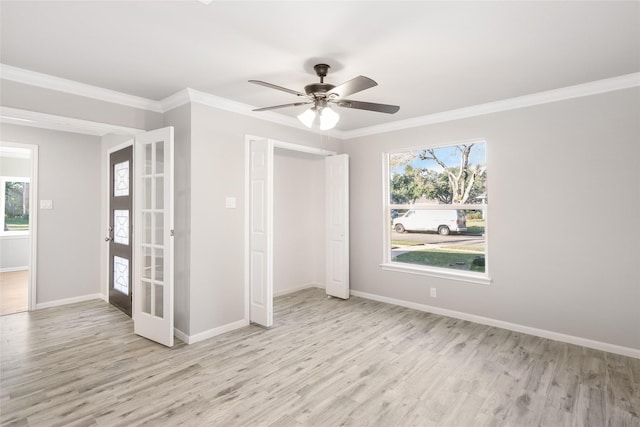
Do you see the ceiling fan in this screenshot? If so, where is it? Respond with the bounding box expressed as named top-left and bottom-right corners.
top-left (249, 64), bottom-right (400, 130)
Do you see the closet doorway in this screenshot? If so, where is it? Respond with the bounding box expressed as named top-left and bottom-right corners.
top-left (246, 136), bottom-right (349, 328)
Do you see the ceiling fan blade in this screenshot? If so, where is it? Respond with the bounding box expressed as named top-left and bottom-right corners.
top-left (327, 76), bottom-right (377, 99)
top-left (248, 80), bottom-right (306, 97)
top-left (334, 99), bottom-right (400, 114)
top-left (252, 101), bottom-right (313, 112)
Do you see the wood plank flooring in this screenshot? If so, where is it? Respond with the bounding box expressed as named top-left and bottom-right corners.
top-left (0, 271), bottom-right (28, 316)
top-left (1, 288), bottom-right (639, 426)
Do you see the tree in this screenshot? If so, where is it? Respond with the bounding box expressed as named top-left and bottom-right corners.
top-left (390, 165), bottom-right (427, 204)
top-left (418, 144), bottom-right (486, 204)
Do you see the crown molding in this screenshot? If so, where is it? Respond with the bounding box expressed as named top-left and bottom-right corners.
top-left (2, 63), bottom-right (637, 139)
top-left (0, 106), bottom-right (144, 136)
top-left (341, 72), bottom-right (640, 139)
top-left (168, 87), bottom-right (344, 139)
top-left (0, 64), bottom-right (164, 113)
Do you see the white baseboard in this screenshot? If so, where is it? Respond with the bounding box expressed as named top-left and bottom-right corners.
top-left (174, 318), bottom-right (249, 345)
top-left (350, 290), bottom-right (640, 359)
top-left (35, 293), bottom-right (103, 310)
top-left (0, 266), bottom-right (28, 273)
top-left (274, 282), bottom-right (324, 297)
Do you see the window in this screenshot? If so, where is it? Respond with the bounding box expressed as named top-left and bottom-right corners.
top-left (2, 177), bottom-right (30, 235)
top-left (383, 141), bottom-right (488, 283)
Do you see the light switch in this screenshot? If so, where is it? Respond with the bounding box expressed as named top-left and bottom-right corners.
top-left (40, 200), bottom-right (53, 210)
top-left (225, 197), bottom-right (236, 209)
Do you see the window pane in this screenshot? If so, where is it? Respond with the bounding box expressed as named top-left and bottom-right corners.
top-left (389, 143), bottom-right (487, 205)
top-left (113, 210), bottom-right (129, 245)
top-left (142, 280), bottom-right (151, 314)
top-left (145, 144), bottom-right (153, 175)
top-left (155, 213), bottom-right (164, 245)
top-left (388, 142), bottom-right (487, 274)
top-left (155, 141), bottom-right (164, 174)
top-left (154, 248), bottom-right (164, 282)
top-left (155, 177), bottom-right (164, 209)
top-left (113, 256), bottom-right (129, 295)
top-left (143, 246), bottom-right (152, 279)
top-left (4, 181), bottom-right (29, 231)
top-left (154, 284), bottom-right (164, 318)
top-left (391, 208), bottom-right (486, 273)
top-left (113, 161), bottom-right (129, 197)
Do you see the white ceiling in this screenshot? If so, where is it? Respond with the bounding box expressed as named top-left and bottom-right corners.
top-left (1, 1), bottom-right (638, 132)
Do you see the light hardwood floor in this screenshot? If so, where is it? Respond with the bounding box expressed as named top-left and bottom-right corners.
top-left (1, 288), bottom-right (638, 426)
top-left (0, 270), bottom-right (28, 316)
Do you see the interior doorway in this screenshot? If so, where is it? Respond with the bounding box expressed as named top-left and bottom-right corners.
top-left (245, 136), bottom-right (349, 328)
top-left (0, 142), bottom-right (38, 315)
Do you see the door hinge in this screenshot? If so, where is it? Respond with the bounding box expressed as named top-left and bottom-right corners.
top-left (170, 229), bottom-right (175, 237)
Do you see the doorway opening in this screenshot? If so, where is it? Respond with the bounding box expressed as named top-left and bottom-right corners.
top-left (245, 136), bottom-right (349, 328)
top-left (0, 143), bottom-right (38, 316)
top-left (273, 148), bottom-right (326, 297)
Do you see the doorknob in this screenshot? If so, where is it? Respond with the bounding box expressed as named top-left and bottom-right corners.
top-left (105, 237), bottom-right (112, 242)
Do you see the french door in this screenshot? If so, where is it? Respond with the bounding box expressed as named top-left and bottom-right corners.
top-left (133, 127), bottom-right (174, 347)
top-left (107, 127), bottom-right (174, 347)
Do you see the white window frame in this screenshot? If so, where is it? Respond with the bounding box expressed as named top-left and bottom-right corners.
top-left (380, 140), bottom-right (491, 285)
top-left (1, 176), bottom-right (31, 237)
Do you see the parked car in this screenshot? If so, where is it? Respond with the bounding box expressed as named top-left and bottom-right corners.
top-left (392, 209), bottom-right (467, 235)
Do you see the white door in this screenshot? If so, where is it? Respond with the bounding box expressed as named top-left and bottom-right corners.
top-left (248, 138), bottom-right (273, 327)
top-left (325, 154), bottom-right (349, 299)
top-left (133, 127), bottom-right (175, 346)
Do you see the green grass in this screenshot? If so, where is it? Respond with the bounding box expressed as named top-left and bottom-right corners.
top-left (465, 219), bottom-right (485, 235)
top-left (441, 244), bottom-right (484, 252)
top-left (391, 240), bottom-right (423, 247)
top-left (5, 217), bottom-right (29, 231)
top-left (393, 249), bottom-right (485, 272)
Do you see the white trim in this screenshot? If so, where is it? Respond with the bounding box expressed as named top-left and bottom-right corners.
top-left (174, 319), bottom-right (249, 345)
top-left (0, 107), bottom-right (144, 136)
top-left (0, 64), bottom-right (163, 112)
top-left (273, 140), bottom-right (336, 156)
top-left (3, 64), bottom-right (637, 138)
top-left (274, 283), bottom-right (324, 298)
top-left (350, 290), bottom-right (640, 359)
top-left (0, 266), bottom-right (28, 273)
top-left (176, 88), bottom-right (344, 138)
top-left (244, 136), bottom-right (251, 326)
top-left (380, 263), bottom-right (492, 285)
top-left (342, 72), bottom-right (640, 139)
top-left (35, 293), bottom-right (103, 310)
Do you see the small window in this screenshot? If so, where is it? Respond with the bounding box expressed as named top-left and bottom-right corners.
top-left (2, 177), bottom-right (30, 235)
top-left (383, 141), bottom-right (488, 281)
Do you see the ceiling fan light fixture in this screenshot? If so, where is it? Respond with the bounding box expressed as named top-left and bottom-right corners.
top-left (297, 108), bottom-right (316, 128)
top-left (319, 105), bottom-right (340, 130)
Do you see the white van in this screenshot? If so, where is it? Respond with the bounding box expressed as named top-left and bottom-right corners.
top-left (392, 209), bottom-right (467, 235)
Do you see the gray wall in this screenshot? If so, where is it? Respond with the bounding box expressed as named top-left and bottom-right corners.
top-left (187, 102), bottom-right (339, 336)
top-left (0, 80), bottom-right (164, 131)
top-left (163, 104), bottom-right (192, 334)
top-left (274, 148), bottom-right (325, 295)
top-left (1, 236), bottom-right (29, 271)
top-left (342, 87), bottom-right (640, 350)
top-left (1, 124), bottom-right (102, 304)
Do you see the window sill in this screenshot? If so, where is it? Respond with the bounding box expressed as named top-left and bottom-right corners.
top-left (380, 262), bottom-right (492, 285)
top-left (0, 232), bottom-right (29, 239)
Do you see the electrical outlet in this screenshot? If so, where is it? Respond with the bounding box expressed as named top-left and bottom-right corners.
top-left (430, 287), bottom-right (437, 298)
